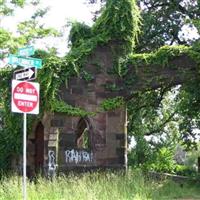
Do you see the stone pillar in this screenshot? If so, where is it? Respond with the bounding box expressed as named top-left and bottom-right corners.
top-left (47, 128), bottom-right (59, 178)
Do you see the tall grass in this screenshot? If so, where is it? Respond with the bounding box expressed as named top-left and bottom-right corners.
top-left (0, 169), bottom-right (199, 200)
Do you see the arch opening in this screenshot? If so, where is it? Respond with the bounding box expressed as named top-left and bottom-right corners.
top-left (34, 121), bottom-right (44, 173)
top-left (76, 118), bottom-right (91, 149)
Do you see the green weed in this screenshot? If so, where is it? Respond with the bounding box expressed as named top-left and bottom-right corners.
top-left (0, 170), bottom-right (199, 200)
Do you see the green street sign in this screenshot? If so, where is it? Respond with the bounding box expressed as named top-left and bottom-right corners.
top-left (18, 46), bottom-right (35, 57)
top-left (8, 54), bottom-right (42, 68)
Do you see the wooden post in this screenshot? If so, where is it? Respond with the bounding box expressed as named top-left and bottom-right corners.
top-left (198, 157), bottom-right (200, 173)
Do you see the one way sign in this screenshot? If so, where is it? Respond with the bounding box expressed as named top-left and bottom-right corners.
top-left (13, 67), bottom-right (37, 81)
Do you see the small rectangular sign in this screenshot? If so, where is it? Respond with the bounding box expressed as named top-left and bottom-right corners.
top-left (9, 54), bottom-right (42, 68)
top-left (13, 67), bottom-right (37, 81)
top-left (18, 46), bottom-right (35, 57)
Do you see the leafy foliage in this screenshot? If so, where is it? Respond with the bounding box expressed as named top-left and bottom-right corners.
top-left (176, 80), bottom-right (200, 150)
top-left (0, 29), bottom-right (11, 49)
top-left (87, 0), bottom-right (200, 52)
top-left (50, 99), bottom-right (95, 117)
top-left (93, 0), bottom-right (141, 53)
top-left (136, 0), bottom-right (200, 52)
top-left (0, 0), bottom-right (59, 57)
top-left (100, 97), bottom-right (125, 111)
top-left (68, 22), bottom-right (93, 49)
top-left (0, 0), bottom-right (25, 16)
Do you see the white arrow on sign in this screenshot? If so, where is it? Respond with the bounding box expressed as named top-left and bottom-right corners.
top-left (13, 67), bottom-right (37, 81)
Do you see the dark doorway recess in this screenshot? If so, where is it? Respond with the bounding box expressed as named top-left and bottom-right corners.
top-left (34, 122), bottom-right (44, 173)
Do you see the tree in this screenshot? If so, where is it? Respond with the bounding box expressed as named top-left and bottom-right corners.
top-left (86, 0), bottom-right (200, 52)
top-left (136, 0), bottom-right (200, 52)
top-left (0, 0), bottom-right (59, 58)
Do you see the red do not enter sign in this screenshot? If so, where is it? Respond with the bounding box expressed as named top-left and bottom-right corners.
top-left (12, 80), bottom-right (40, 114)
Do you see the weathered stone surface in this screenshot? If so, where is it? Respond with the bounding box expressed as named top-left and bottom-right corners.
top-left (86, 104), bottom-right (97, 112)
top-left (59, 133), bottom-right (75, 148)
top-left (107, 117), bottom-right (124, 134)
top-left (51, 119), bottom-right (64, 127)
top-left (48, 141), bottom-right (57, 147)
top-left (68, 77), bottom-right (78, 86)
top-left (116, 147), bottom-right (126, 157)
top-left (27, 142), bottom-right (35, 155)
top-left (49, 134), bottom-right (58, 140)
top-left (116, 133), bottom-right (126, 140)
top-left (96, 91), bottom-right (112, 98)
top-left (118, 156), bottom-right (125, 165)
top-left (72, 87), bottom-right (84, 95)
top-left (116, 133), bottom-right (127, 146)
top-left (63, 97), bottom-right (76, 106)
top-left (87, 92), bottom-right (97, 105)
top-left (27, 41), bottom-right (127, 173)
top-left (49, 127), bottom-right (59, 134)
top-left (84, 63), bottom-right (102, 75)
top-left (108, 110), bottom-right (121, 117)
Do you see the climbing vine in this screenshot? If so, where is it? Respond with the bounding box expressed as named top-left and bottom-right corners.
top-left (100, 97), bottom-right (125, 111)
top-left (128, 45), bottom-right (200, 69)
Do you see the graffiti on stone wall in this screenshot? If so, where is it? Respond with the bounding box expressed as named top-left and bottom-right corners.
top-left (48, 150), bottom-right (57, 173)
top-left (65, 149), bottom-right (93, 164)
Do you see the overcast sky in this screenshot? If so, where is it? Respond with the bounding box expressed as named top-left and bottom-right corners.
top-left (2, 0), bottom-right (97, 30)
top-left (1, 0), bottom-right (101, 57)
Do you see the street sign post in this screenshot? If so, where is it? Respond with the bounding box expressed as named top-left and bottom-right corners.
top-left (12, 80), bottom-right (40, 200)
top-left (13, 67), bottom-right (37, 81)
top-left (9, 45), bottom-right (41, 200)
top-left (18, 46), bottom-right (35, 57)
top-left (8, 54), bottom-right (42, 68)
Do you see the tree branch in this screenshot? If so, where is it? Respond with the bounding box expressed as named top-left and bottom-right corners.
top-left (144, 111), bottom-right (176, 136)
top-left (120, 52), bottom-right (198, 98)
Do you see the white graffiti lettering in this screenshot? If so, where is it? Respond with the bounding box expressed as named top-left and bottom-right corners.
top-left (65, 149), bottom-right (93, 164)
top-left (48, 150), bottom-right (56, 171)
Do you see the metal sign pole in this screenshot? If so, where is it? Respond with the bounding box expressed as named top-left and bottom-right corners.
top-left (23, 113), bottom-right (27, 200)
top-left (9, 46), bottom-right (41, 200)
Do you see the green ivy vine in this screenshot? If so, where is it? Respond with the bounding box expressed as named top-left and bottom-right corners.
top-left (100, 97), bottom-right (125, 111)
